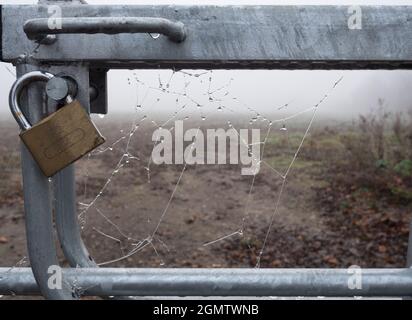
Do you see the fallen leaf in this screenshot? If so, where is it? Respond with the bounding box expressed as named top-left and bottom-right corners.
top-left (0, 236), bottom-right (8, 244)
top-left (378, 245), bottom-right (387, 253)
top-left (323, 255), bottom-right (339, 266)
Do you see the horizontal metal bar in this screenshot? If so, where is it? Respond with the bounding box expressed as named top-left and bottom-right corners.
top-left (24, 17), bottom-right (186, 43)
top-left (3, 5), bottom-right (412, 69)
top-left (1, 268), bottom-right (412, 297)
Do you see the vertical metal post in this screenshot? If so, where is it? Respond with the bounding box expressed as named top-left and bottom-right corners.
top-left (45, 62), bottom-right (95, 269)
top-left (53, 166), bottom-right (96, 268)
top-left (17, 64), bottom-right (73, 300)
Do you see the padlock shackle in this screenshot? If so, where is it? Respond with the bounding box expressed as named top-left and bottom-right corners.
top-left (9, 71), bottom-right (57, 130)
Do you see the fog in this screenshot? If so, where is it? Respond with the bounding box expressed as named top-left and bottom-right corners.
top-left (1, 0), bottom-right (412, 121)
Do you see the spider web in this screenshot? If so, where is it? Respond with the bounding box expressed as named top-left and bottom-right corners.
top-left (74, 69), bottom-right (343, 268)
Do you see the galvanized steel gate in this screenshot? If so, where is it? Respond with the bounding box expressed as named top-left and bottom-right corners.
top-left (1, 0), bottom-right (412, 299)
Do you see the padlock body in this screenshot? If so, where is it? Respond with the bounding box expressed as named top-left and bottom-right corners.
top-left (20, 100), bottom-right (105, 177)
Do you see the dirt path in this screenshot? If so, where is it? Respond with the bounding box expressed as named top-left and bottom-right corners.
top-left (2, 118), bottom-right (409, 271)
top-left (75, 146), bottom-right (329, 268)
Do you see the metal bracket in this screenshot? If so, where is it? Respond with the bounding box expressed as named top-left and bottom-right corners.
top-left (89, 68), bottom-right (108, 115)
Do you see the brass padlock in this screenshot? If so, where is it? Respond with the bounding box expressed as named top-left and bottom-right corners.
top-left (9, 71), bottom-right (105, 177)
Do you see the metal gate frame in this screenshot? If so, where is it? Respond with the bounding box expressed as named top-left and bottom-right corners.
top-left (1, 0), bottom-right (412, 300)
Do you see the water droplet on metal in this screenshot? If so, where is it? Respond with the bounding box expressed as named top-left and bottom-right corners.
top-left (149, 33), bottom-right (160, 39)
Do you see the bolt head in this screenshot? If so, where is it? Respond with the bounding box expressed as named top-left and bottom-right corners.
top-left (46, 77), bottom-right (69, 101)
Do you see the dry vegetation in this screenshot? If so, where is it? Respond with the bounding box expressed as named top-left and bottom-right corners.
top-left (221, 107), bottom-right (412, 267)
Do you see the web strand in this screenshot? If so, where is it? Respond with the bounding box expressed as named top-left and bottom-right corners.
top-left (78, 70), bottom-right (343, 268)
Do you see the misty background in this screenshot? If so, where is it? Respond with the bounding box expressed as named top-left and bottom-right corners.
top-left (1, 0), bottom-right (412, 121)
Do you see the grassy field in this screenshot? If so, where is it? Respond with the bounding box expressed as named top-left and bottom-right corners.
top-left (0, 109), bottom-right (411, 271)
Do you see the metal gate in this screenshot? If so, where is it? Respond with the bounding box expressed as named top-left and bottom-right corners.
top-left (1, 0), bottom-right (412, 299)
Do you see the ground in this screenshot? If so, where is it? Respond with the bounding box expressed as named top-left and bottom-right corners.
top-left (1, 114), bottom-right (411, 277)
